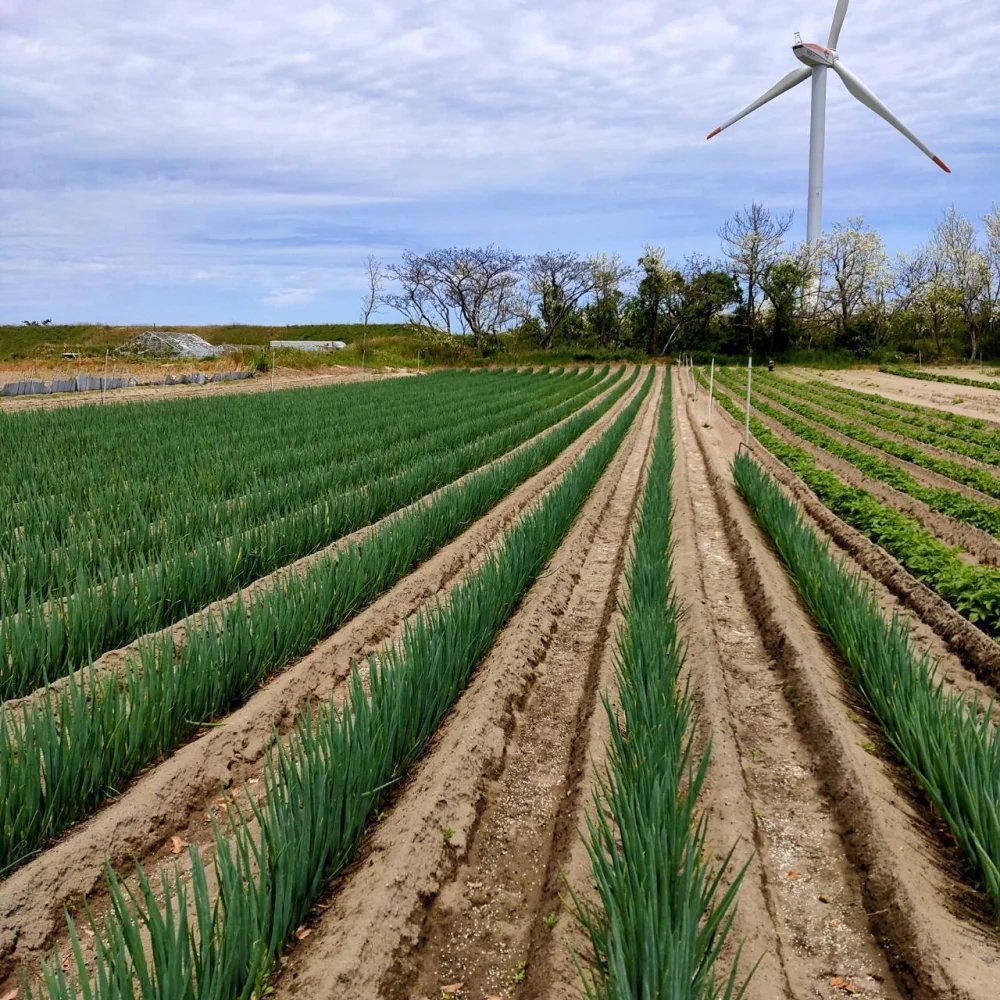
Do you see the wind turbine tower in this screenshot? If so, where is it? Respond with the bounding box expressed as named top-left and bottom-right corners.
top-left (707, 0), bottom-right (950, 248)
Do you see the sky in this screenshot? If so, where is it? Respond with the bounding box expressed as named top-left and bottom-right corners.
top-left (1, 0), bottom-right (997, 325)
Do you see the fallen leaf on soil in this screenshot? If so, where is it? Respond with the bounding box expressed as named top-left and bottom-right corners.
top-left (440, 985), bottom-right (463, 996)
top-left (829, 977), bottom-right (859, 994)
top-left (294, 926), bottom-right (311, 941)
top-left (170, 835), bottom-right (188, 854)
top-left (2, 988), bottom-right (19, 1000)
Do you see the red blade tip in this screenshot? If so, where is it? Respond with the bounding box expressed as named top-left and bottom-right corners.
top-left (707, 127), bottom-right (722, 140)
top-left (933, 155), bottom-right (951, 173)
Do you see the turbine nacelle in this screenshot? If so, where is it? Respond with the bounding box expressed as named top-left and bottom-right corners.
top-left (793, 40), bottom-right (837, 68)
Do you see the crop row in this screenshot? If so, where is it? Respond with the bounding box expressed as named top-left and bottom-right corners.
top-left (750, 374), bottom-right (1000, 469)
top-left (880, 365), bottom-right (1000, 392)
top-left (733, 453), bottom-right (1000, 919)
top-left (26, 371), bottom-right (656, 1000)
top-left (0, 367), bottom-right (642, 879)
top-left (711, 369), bottom-right (1000, 500)
top-left (700, 372), bottom-right (1000, 636)
top-left (0, 367), bottom-right (622, 700)
top-left (0, 366), bottom-right (598, 604)
top-left (712, 374), bottom-right (1000, 541)
top-left (574, 375), bottom-right (751, 999)
top-left (766, 374), bottom-right (1000, 456)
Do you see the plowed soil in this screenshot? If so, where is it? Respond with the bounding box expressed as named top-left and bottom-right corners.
top-left (6, 364), bottom-right (1000, 1000)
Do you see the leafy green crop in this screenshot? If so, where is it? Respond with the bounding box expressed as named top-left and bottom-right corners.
top-left (573, 375), bottom-right (753, 1000)
top-left (880, 365), bottom-right (1000, 392)
top-left (733, 452), bottom-right (1000, 920)
top-left (700, 370), bottom-right (1000, 636)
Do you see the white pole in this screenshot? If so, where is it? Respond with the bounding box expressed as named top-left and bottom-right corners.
top-left (707, 357), bottom-right (715, 426)
top-left (691, 357), bottom-right (698, 399)
top-left (270, 348), bottom-right (275, 392)
top-left (806, 67), bottom-right (827, 249)
top-left (417, 351), bottom-right (421, 373)
top-left (102, 348), bottom-right (109, 405)
top-left (919, 350), bottom-right (922, 368)
top-left (744, 355), bottom-right (753, 447)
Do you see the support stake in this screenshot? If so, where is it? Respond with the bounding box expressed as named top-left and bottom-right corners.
top-left (744, 355), bottom-right (753, 447)
top-left (707, 357), bottom-right (715, 426)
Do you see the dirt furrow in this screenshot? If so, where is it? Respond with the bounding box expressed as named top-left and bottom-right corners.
top-left (270, 370), bottom-right (662, 1000)
top-left (686, 379), bottom-right (1000, 999)
top-left (0, 371), bottom-right (645, 987)
top-left (674, 379), bottom-right (900, 1000)
top-left (798, 368), bottom-right (1000, 425)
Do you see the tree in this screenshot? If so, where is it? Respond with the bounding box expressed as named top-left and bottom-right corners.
top-left (982, 205), bottom-right (1000, 354)
top-left (625, 247), bottom-right (685, 355)
top-left (677, 255), bottom-right (741, 352)
top-left (934, 206), bottom-right (988, 361)
top-left (718, 203), bottom-right (793, 348)
top-left (583, 253), bottom-right (632, 349)
top-left (360, 254), bottom-right (384, 369)
top-left (817, 217), bottom-right (890, 348)
top-left (385, 246), bottom-right (525, 350)
top-left (761, 256), bottom-right (809, 354)
top-left (361, 254), bottom-right (384, 326)
top-left (524, 252), bottom-right (595, 349)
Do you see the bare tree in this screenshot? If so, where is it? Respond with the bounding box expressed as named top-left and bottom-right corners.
top-left (524, 251), bottom-right (596, 349)
top-left (983, 205), bottom-right (1000, 352)
top-left (718, 202), bottom-right (793, 344)
top-left (385, 246), bottom-right (524, 350)
top-left (360, 254), bottom-right (384, 370)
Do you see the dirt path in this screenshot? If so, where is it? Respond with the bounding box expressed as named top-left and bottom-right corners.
top-left (0, 372), bottom-right (644, 987)
top-left (790, 367), bottom-right (1000, 425)
top-left (271, 371), bottom-right (662, 1000)
top-left (679, 375), bottom-right (1000, 999)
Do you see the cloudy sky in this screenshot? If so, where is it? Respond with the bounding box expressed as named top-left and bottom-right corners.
top-left (2, 0), bottom-right (997, 324)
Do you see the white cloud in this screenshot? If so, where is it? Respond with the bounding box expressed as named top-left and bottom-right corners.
top-left (0, 0), bottom-right (997, 321)
top-left (263, 287), bottom-right (318, 308)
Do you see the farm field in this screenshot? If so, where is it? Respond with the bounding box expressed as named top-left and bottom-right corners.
top-left (3, 363), bottom-right (1000, 1000)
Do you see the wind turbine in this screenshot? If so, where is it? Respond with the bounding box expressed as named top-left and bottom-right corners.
top-left (707, 0), bottom-right (950, 248)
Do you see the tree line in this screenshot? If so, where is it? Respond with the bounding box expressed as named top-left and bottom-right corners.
top-left (361, 202), bottom-right (1000, 361)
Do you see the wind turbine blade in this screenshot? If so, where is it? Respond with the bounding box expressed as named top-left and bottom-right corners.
top-left (828, 0), bottom-right (849, 49)
top-left (834, 61), bottom-right (950, 171)
top-left (707, 67), bottom-right (812, 139)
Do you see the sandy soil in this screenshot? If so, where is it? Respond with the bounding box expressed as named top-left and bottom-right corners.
top-left (0, 364), bottom-right (414, 413)
top-left (675, 374), bottom-right (1000, 999)
top-left (791, 367), bottom-right (1000, 425)
top-left (0, 371), bottom-right (646, 988)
